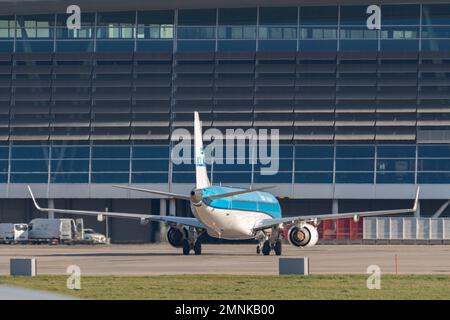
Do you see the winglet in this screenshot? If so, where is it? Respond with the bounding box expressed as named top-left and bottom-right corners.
top-left (27, 185), bottom-right (43, 211)
top-left (413, 186), bottom-right (420, 212)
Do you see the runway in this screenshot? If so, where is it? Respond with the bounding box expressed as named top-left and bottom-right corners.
top-left (0, 244), bottom-right (449, 275)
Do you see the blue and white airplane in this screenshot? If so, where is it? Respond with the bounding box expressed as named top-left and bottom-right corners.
top-left (28, 112), bottom-right (419, 255)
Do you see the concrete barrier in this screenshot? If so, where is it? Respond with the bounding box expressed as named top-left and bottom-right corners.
top-left (10, 258), bottom-right (36, 276)
top-left (279, 257), bottom-right (309, 275)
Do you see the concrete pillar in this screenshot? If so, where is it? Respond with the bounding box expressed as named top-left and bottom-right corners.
top-left (48, 199), bottom-right (54, 219)
top-left (414, 200), bottom-right (421, 218)
top-left (332, 199), bottom-right (339, 215)
top-left (159, 199), bottom-right (167, 243)
top-left (169, 198), bottom-right (176, 216)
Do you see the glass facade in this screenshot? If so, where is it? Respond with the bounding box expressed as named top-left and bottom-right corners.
top-left (0, 4), bottom-right (449, 185)
top-left (0, 4), bottom-right (449, 53)
top-left (0, 143), bottom-right (448, 184)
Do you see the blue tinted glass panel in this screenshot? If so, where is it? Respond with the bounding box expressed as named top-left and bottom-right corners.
top-left (92, 146), bottom-right (130, 158)
top-left (218, 40), bottom-right (256, 52)
top-left (50, 160), bottom-right (89, 172)
top-left (137, 41), bottom-right (173, 52)
top-left (336, 146), bottom-right (374, 158)
top-left (422, 26), bottom-right (450, 38)
top-left (378, 145), bottom-right (416, 158)
top-left (213, 172), bottom-right (252, 183)
top-left (376, 172), bottom-right (415, 184)
top-left (178, 9), bottom-right (216, 26)
top-left (51, 173), bottom-right (89, 183)
top-left (254, 172), bottom-right (292, 183)
top-left (380, 40), bottom-right (419, 52)
top-left (279, 145), bottom-right (294, 158)
top-left (339, 40), bottom-right (378, 51)
top-left (172, 163), bottom-right (195, 171)
top-left (255, 158), bottom-right (292, 171)
top-left (382, 5), bottom-right (420, 25)
top-left (91, 173), bottom-right (129, 183)
top-left (295, 159), bottom-right (333, 171)
top-left (138, 10), bottom-right (174, 24)
top-left (172, 172), bottom-right (195, 183)
top-left (299, 40), bottom-right (337, 51)
top-left (96, 41), bottom-right (134, 52)
top-left (133, 146), bottom-right (169, 158)
top-left (340, 6), bottom-right (371, 26)
top-left (11, 160), bottom-right (48, 172)
top-left (259, 7), bottom-right (298, 25)
top-left (377, 159), bottom-right (415, 172)
top-left (10, 173), bottom-right (48, 183)
top-left (299, 6), bottom-right (338, 25)
top-left (418, 145), bottom-right (450, 157)
top-left (0, 41), bottom-right (13, 52)
top-left (422, 4), bottom-right (450, 25)
top-left (335, 173), bottom-right (373, 183)
top-left (336, 159), bottom-right (374, 171)
top-left (422, 40), bottom-right (450, 51)
top-left (131, 172), bottom-right (168, 183)
top-left (219, 8), bottom-right (257, 25)
top-left (97, 11), bottom-right (135, 25)
top-left (0, 147), bottom-right (8, 159)
top-left (418, 172), bottom-right (450, 183)
top-left (91, 160), bottom-right (129, 172)
top-left (11, 146), bottom-right (49, 159)
top-left (258, 40), bottom-right (297, 52)
top-left (51, 146), bottom-right (89, 159)
top-left (419, 159), bottom-right (450, 171)
top-left (295, 172), bottom-right (333, 183)
top-left (16, 41), bottom-right (54, 52)
top-left (56, 41), bottom-right (94, 52)
top-left (213, 163), bottom-right (252, 172)
top-left (296, 145), bottom-right (333, 158)
top-left (0, 174), bottom-right (7, 182)
top-left (132, 159), bottom-right (169, 172)
top-left (0, 160), bottom-right (7, 172)
top-left (177, 40), bottom-right (215, 52)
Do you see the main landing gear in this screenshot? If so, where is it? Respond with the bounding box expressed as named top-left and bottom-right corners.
top-left (182, 227), bottom-right (203, 255)
top-left (256, 227), bottom-right (282, 256)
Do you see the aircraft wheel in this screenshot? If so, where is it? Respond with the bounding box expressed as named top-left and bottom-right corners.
top-left (256, 245), bottom-right (261, 255)
top-left (274, 240), bottom-right (282, 256)
top-left (182, 240), bottom-right (191, 255)
top-left (262, 240), bottom-right (271, 256)
top-left (193, 241), bottom-right (202, 255)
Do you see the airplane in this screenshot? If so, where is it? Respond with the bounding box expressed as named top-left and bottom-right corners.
top-left (27, 112), bottom-right (420, 256)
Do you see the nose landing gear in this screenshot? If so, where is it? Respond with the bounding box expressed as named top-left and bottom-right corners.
top-left (182, 227), bottom-right (203, 255)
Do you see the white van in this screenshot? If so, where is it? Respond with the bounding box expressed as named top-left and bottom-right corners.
top-left (0, 223), bottom-right (28, 244)
top-left (28, 218), bottom-right (79, 244)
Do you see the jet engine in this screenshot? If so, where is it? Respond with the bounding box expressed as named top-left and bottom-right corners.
top-left (287, 224), bottom-right (319, 248)
top-left (166, 227), bottom-right (188, 248)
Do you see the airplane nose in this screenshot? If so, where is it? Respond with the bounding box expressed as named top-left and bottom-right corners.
top-left (190, 189), bottom-right (203, 205)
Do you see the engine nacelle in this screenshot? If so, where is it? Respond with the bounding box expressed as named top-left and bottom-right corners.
top-left (287, 224), bottom-right (319, 248)
top-left (166, 227), bottom-right (188, 248)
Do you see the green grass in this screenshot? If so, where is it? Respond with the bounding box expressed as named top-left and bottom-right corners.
top-left (0, 275), bottom-right (449, 300)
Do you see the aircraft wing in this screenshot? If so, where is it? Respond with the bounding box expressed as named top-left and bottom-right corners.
top-left (27, 186), bottom-right (204, 229)
top-left (112, 185), bottom-right (190, 200)
top-left (253, 187), bottom-right (420, 231)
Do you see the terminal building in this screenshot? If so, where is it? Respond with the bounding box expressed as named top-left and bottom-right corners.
top-left (0, 0), bottom-right (449, 242)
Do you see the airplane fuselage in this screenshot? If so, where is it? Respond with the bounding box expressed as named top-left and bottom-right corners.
top-left (190, 186), bottom-right (281, 240)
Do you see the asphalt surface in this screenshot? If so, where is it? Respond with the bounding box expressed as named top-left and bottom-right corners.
top-left (0, 285), bottom-right (74, 300)
top-left (0, 244), bottom-right (449, 275)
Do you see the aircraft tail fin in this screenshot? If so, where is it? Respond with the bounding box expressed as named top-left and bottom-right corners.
top-left (194, 112), bottom-right (210, 189)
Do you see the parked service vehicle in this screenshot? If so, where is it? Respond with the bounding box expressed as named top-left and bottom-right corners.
top-left (28, 218), bottom-right (83, 244)
top-left (83, 228), bottom-right (107, 244)
top-left (0, 223), bottom-right (28, 244)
